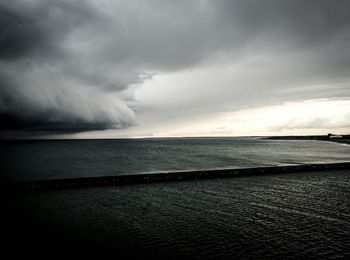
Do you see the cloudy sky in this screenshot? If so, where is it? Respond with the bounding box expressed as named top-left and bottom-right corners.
top-left (1, 0), bottom-right (350, 139)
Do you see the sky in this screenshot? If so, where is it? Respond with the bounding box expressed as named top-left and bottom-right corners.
top-left (0, 0), bottom-right (350, 139)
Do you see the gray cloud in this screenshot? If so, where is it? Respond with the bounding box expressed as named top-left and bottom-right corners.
top-left (1, 0), bottom-right (350, 136)
top-left (0, 0), bottom-right (137, 134)
top-left (0, 70), bottom-right (135, 132)
top-left (272, 115), bottom-right (350, 131)
top-left (0, 4), bottom-right (45, 59)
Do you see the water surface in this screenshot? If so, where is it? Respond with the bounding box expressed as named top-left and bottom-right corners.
top-left (3, 169), bottom-right (349, 258)
top-left (1, 137), bottom-right (350, 182)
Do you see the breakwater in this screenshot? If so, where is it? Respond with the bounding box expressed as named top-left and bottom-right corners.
top-left (2, 162), bottom-right (350, 191)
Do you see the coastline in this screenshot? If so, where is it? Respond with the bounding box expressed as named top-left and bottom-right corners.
top-left (2, 161), bottom-right (350, 192)
top-left (264, 134), bottom-right (350, 145)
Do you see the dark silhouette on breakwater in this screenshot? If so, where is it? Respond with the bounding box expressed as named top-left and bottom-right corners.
top-left (2, 162), bottom-right (350, 192)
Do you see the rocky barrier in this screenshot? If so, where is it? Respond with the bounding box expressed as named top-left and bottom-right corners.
top-left (2, 162), bottom-right (350, 191)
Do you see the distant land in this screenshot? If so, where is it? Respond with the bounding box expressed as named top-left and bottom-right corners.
top-left (265, 133), bottom-right (350, 144)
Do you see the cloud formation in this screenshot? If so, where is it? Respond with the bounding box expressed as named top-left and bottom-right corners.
top-left (1, 0), bottom-right (350, 137)
top-left (0, 0), bottom-right (137, 133)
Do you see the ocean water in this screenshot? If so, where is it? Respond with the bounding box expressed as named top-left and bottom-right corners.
top-left (1, 137), bottom-right (350, 182)
top-left (1, 138), bottom-right (350, 258)
top-left (2, 169), bottom-right (350, 258)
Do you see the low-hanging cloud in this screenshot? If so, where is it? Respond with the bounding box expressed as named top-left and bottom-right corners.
top-left (0, 0), bottom-right (138, 134)
top-left (1, 0), bottom-right (350, 136)
top-left (0, 71), bottom-right (135, 132)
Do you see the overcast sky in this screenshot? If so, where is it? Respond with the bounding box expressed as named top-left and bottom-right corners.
top-left (1, 0), bottom-right (350, 138)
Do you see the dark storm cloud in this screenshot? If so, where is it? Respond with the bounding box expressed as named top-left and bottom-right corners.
top-left (0, 0), bottom-right (99, 60)
top-left (86, 0), bottom-right (350, 73)
top-left (213, 0), bottom-right (350, 76)
top-left (0, 71), bottom-right (135, 132)
top-left (0, 0), bottom-right (350, 136)
top-left (0, 0), bottom-right (136, 134)
top-left (0, 3), bottom-right (45, 59)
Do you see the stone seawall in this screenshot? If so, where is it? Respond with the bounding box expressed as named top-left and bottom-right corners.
top-left (2, 162), bottom-right (350, 191)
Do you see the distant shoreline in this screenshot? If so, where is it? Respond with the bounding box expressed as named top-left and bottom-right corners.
top-left (264, 134), bottom-right (350, 145)
top-left (1, 134), bottom-right (349, 142)
top-left (2, 162), bottom-right (350, 192)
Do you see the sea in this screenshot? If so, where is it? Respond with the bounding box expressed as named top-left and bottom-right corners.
top-left (1, 137), bottom-right (350, 182)
top-left (1, 137), bottom-right (350, 258)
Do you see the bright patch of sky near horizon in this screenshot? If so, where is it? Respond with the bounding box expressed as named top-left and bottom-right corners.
top-left (70, 98), bottom-right (350, 139)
